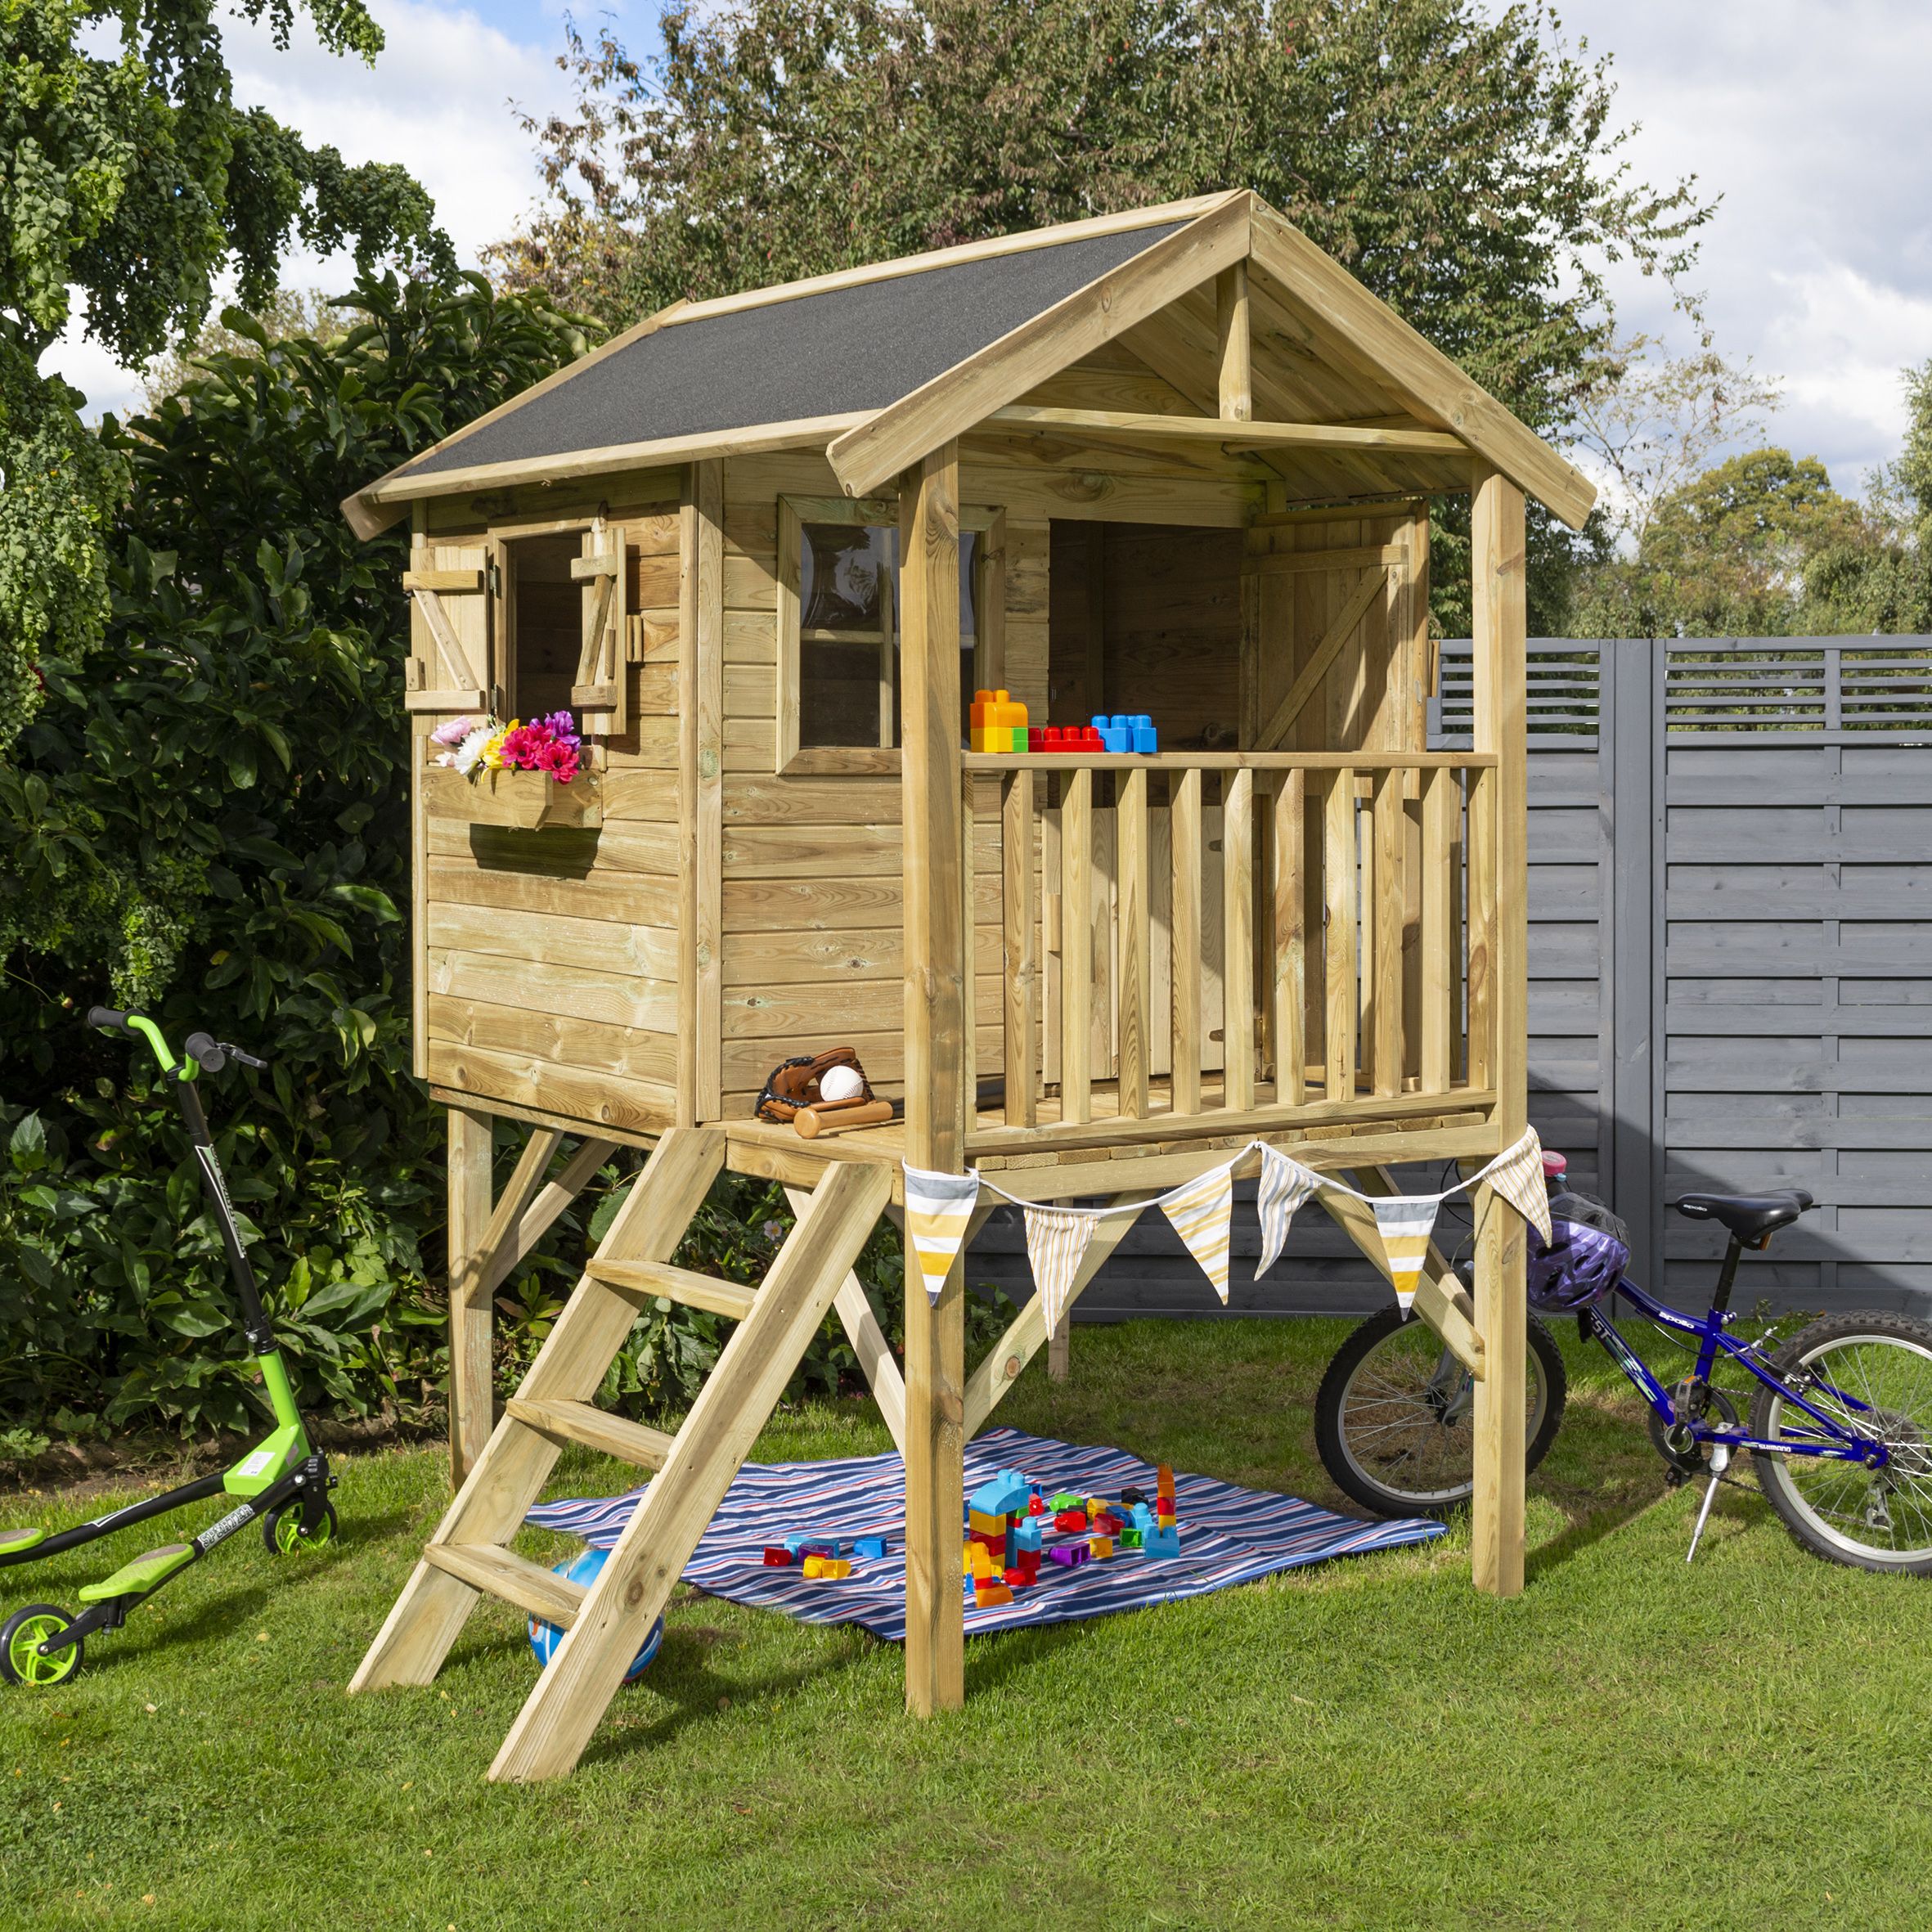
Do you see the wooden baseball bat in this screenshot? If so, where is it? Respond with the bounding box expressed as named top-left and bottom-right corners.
top-left (793, 1099), bottom-right (895, 1139)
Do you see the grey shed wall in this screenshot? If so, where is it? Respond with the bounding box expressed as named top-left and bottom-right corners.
top-left (963, 637), bottom-right (1932, 1322)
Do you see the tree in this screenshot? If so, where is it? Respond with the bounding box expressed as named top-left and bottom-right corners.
top-left (494, 0), bottom-right (1712, 632)
top-left (0, 0), bottom-right (453, 753)
top-left (1571, 447), bottom-right (1878, 639)
top-left (138, 286), bottom-right (339, 412)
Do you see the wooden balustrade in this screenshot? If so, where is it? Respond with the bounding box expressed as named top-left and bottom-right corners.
top-left (970, 750), bottom-right (1495, 1144)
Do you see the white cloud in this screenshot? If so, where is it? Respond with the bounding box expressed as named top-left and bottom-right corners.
top-left (40, 0), bottom-right (573, 417)
top-left (1539, 0), bottom-right (1932, 491)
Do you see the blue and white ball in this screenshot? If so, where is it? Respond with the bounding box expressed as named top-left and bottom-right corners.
top-left (528, 1547), bottom-right (664, 1683)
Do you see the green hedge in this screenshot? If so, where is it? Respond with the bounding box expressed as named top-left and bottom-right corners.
top-left (0, 274), bottom-right (982, 1444)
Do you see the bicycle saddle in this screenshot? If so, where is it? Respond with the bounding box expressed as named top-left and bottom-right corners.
top-left (1673, 1189), bottom-right (1813, 1242)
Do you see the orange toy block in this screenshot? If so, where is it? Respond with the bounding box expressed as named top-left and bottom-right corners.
top-left (974, 1579), bottom-right (1014, 1607)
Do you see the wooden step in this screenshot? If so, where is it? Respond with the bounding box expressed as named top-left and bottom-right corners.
top-left (423, 1542), bottom-right (586, 1628)
top-left (505, 1397), bottom-right (675, 1471)
top-left (586, 1257), bottom-right (757, 1321)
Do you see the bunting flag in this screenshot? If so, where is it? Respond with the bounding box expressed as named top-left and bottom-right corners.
top-left (901, 1164), bottom-right (982, 1305)
top-left (1023, 1206), bottom-right (1098, 1335)
top-left (1371, 1197), bottom-right (1441, 1312)
top-left (1161, 1165), bottom-right (1235, 1303)
top-left (1255, 1146), bottom-right (1319, 1279)
top-left (1476, 1129), bottom-right (1553, 1244)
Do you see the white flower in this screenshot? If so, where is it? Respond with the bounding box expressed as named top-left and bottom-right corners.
top-left (451, 723), bottom-right (496, 776)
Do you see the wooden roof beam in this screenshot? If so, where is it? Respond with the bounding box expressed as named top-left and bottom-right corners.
top-left (826, 191), bottom-right (1254, 499)
top-left (1246, 200), bottom-right (1596, 530)
top-left (986, 404), bottom-right (1467, 456)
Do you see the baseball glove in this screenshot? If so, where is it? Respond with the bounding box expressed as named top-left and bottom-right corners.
top-left (756, 1048), bottom-right (874, 1123)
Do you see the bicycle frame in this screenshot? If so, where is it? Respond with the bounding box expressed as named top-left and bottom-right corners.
top-left (1580, 1276), bottom-right (1889, 1469)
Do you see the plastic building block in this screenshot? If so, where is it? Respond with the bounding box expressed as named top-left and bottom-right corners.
top-left (802, 1555), bottom-right (826, 1578)
top-left (1120, 1528), bottom-right (1143, 1549)
top-left (1142, 1527), bottom-right (1180, 1558)
top-left (1084, 1496), bottom-right (1109, 1516)
top-left (783, 1534), bottom-right (811, 1555)
top-left (974, 1579), bottom-right (1013, 1607)
top-left (1046, 1543), bottom-right (1084, 1567)
top-left (1049, 1492), bottom-right (1085, 1512)
top-left (968, 1470), bottom-right (1032, 1517)
top-left (968, 1507), bottom-right (1009, 1538)
top-left (1018, 1549), bottom-right (1040, 1582)
top-left (823, 1558), bottom-right (851, 1579)
top-left (1002, 1566), bottom-right (1027, 1588)
top-left (1132, 715), bottom-right (1157, 754)
top-left (762, 1546), bottom-right (793, 1566)
top-left (1027, 1493), bottom-right (1046, 1516)
top-left (1130, 1503), bottom-right (1155, 1530)
top-left (1015, 1520), bottom-right (1043, 1553)
top-left (1091, 1512), bottom-right (1123, 1537)
top-left (1087, 1536), bottom-right (1113, 1561)
top-left (1054, 1510), bottom-right (1088, 1534)
top-left (1157, 1462), bottom-right (1175, 1500)
top-left (855, 1535), bottom-right (887, 1560)
top-left (964, 1541), bottom-right (995, 1578)
top-left (1120, 1486), bottom-right (1148, 1507)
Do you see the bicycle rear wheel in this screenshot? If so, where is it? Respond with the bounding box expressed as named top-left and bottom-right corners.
top-left (1314, 1305), bottom-right (1567, 1519)
top-left (1750, 1311), bottom-right (1932, 1575)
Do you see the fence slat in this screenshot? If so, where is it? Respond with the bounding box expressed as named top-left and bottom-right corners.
top-left (1170, 769), bottom-right (1203, 1117)
top-left (1060, 767), bottom-right (1092, 1126)
top-left (1271, 771), bottom-right (1306, 1102)
top-left (1323, 767), bottom-right (1356, 1103)
top-left (1118, 768), bottom-right (1151, 1120)
top-left (1223, 768), bottom-right (1255, 1110)
top-left (1001, 769), bottom-right (1036, 1128)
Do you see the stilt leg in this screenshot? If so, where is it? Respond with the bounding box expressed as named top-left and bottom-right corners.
top-left (903, 1244), bottom-right (965, 1718)
top-left (447, 1108), bottom-right (495, 1487)
top-left (1471, 1182), bottom-right (1526, 1596)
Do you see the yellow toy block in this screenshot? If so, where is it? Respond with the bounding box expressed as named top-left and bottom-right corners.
top-left (964, 1541), bottom-right (994, 1578)
top-left (1088, 1535), bottom-right (1113, 1560)
top-left (968, 1507), bottom-right (1009, 1538)
top-left (802, 1555), bottom-right (827, 1578)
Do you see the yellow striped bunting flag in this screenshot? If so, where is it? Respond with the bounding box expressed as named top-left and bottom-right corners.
top-left (1477, 1129), bottom-right (1552, 1243)
top-left (1023, 1206), bottom-right (1099, 1335)
top-left (901, 1164), bottom-right (982, 1305)
top-left (1371, 1197), bottom-right (1440, 1311)
top-left (1161, 1166), bottom-right (1235, 1303)
top-left (1256, 1146), bottom-right (1319, 1278)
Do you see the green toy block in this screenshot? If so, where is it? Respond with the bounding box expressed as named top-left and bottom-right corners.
top-left (1120, 1526), bottom-right (1143, 1548)
top-left (79, 1542), bottom-right (196, 1603)
top-left (1049, 1492), bottom-right (1085, 1512)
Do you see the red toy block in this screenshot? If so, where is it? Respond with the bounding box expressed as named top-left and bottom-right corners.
top-left (1054, 1509), bottom-right (1088, 1534)
top-left (1018, 1549), bottom-right (1041, 1581)
top-left (1003, 1566), bottom-right (1027, 1588)
top-left (1092, 1512), bottom-right (1123, 1536)
top-left (1027, 1494), bottom-right (1046, 1516)
top-left (762, 1546), bottom-right (792, 1566)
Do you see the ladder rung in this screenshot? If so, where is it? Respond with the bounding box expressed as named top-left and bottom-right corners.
top-left (586, 1258), bottom-right (757, 1321)
top-left (505, 1397), bottom-right (675, 1471)
top-left (424, 1542), bottom-right (586, 1628)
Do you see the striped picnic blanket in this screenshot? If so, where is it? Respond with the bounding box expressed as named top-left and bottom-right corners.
top-left (525, 1426), bottom-right (1444, 1641)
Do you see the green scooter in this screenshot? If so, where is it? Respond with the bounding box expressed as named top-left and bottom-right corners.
top-left (0, 1009), bottom-right (338, 1687)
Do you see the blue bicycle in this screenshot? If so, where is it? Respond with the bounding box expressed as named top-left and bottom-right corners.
top-left (1314, 1175), bottom-right (1932, 1573)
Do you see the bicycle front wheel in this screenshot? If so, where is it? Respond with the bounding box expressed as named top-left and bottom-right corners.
top-left (1750, 1312), bottom-right (1932, 1574)
top-left (1314, 1305), bottom-right (1567, 1519)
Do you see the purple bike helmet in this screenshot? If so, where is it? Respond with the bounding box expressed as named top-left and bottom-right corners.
top-left (1525, 1193), bottom-right (1630, 1311)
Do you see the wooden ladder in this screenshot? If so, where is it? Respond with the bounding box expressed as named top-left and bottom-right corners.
top-left (349, 1126), bottom-right (893, 1781)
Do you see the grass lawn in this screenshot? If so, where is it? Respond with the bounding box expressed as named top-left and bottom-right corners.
top-left (3, 1314), bottom-right (1930, 1930)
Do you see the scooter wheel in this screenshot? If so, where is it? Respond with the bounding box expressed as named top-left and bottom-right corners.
top-left (0, 1604), bottom-right (83, 1687)
top-left (264, 1499), bottom-right (339, 1557)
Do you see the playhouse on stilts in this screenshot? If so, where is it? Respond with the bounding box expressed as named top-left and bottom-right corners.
top-left (343, 189), bottom-right (1593, 1781)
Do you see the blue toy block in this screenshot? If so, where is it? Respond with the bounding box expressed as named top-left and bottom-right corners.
top-left (1142, 1525), bottom-right (1181, 1558)
top-left (1015, 1520), bottom-right (1043, 1553)
top-left (1130, 1503), bottom-right (1155, 1530)
top-left (968, 1469), bottom-right (1033, 1517)
top-left (1132, 714), bottom-right (1157, 753)
top-left (783, 1534), bottom-right (810, 1556)
top-left (854, 1536), bottom-right (887, 1560)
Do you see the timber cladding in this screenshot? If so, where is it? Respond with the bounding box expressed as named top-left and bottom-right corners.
top-left (415, 476), bottom-right (685, 1133)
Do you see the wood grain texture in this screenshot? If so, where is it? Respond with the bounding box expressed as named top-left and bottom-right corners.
top-left (1322, 768), bottom-right (1357, 1103)
top-left (502, 1398), bottom-right (676, 1471)
top-left (1117, 768), bottom-right (1152, 1119)
top-left (489, 1158), bottom-right (891, 1781)
top-left (1170, 768), bottom-right (1203, 1117)
top-left (1221, 768), bottom-right (1256, 1110)
top-left (1270, 771), bottom-right (1307, 1099)
top-left (1059, 766), bottom-right (1094, 1126)
top-left (678, 460), bottom-right (726, 1125)
top-left (1001, 771), bottom-right (1039, 1127)
top-left (447, 1108), bottom-right (497, 1486)
top-left (1420, 765), bottom-right (1455, 1092)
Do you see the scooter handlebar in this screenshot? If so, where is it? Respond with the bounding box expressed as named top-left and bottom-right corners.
top-left (88, 1006), bottom-right (133, 1032)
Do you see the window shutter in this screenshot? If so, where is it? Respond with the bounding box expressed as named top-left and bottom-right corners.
top-left (570, 526), bottom-right (630, 733)
top-left (402, 539), bottom-right (490, 714)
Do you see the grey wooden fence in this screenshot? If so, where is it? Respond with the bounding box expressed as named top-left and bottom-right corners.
top-left (965, 637), bottom-right (1932, 1320)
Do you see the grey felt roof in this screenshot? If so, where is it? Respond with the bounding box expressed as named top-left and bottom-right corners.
top-left (398, 222), bottom-right (1190, 478)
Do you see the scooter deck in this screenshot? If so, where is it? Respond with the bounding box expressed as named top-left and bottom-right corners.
top-left (79, 1543), bottom-right (195, 1603)
top-left (0, 1529), bottom-right (44, 1556)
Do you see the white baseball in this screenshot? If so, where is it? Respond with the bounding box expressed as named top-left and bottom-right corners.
top-left (818, 1064), bottom-right (864, 1103)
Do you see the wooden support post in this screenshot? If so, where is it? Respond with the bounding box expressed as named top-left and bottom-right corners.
top-left (899, 443), bottom-right (968, 1720)
top-left (1117, 767), bottom-right (1152, 1119)
top-left (784, 1185), bottom-right (905, 1455)
top-left (1222, 767), bottom-right (1256, 1109)
top-left (1420, 765), bottom-right (1454, 1093)
top-left (1322, 768), bottom-right (1357, 1102)
top-left (1047, 1310), bottom-right (1072, 1384)
top-left (1001, 770), bottom-right (1038, 1127)
top-left (447, 1108), bottom-right (496, 1486)
top-left (1216, 263), bottom-right (1253, 422)
top-left (1470, 465), bottom-right (1530, 1598)
top-left (1060, 766), bottom-right (1094, 1126)
top-left (1372, 767), bottom-right (1405, 1097)
top-left (1271, 771), bottom-right (1306, 1099)
top-left (1170, 767), bottom-right (1203, 1116)
top-left (678, 458), bottom-right (725, 1126)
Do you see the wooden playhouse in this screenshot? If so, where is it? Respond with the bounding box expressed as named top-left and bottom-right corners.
top-left (343, 189), bottom-right (1593, 1781)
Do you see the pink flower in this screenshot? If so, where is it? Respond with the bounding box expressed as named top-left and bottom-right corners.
top-left (430, 714), bottom-right (479, 746)
top-left (533, 738), bottom-right (580, 784)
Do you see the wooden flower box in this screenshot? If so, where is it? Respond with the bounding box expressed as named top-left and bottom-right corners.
top-left (426, 765), bottom-right (603, 830)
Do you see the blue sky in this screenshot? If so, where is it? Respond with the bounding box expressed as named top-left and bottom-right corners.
top-left (43, 0), bottom-right (1932, 501)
